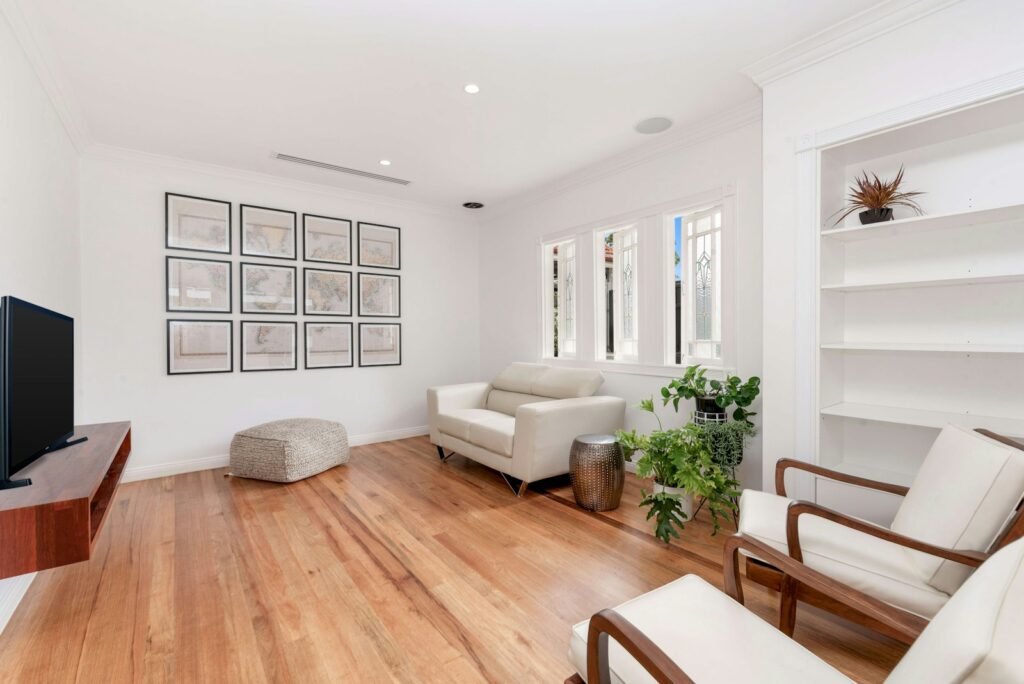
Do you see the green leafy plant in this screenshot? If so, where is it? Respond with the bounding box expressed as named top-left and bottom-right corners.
top-left (831, 165), bottom-right (924, 225)
top-left (662, 365), bottom-right (761, 425)
top-left (695, 420), bottom-right (755, 470)
top-left (616, 403), bottom-right (739, 543)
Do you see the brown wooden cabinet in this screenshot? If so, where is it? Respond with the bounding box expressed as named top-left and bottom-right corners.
top-left (0, 422), bottom-right (131, 580)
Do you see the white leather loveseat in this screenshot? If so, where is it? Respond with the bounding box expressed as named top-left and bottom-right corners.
top-left (427, 363), bottom-right (626, 495)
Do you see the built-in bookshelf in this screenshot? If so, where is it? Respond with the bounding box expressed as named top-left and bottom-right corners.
top-left (813, 89), bottom-right (1024, 523)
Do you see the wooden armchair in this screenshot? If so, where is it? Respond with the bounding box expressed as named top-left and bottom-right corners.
top-left (739, 427), bottom-right (1024, 642)
top-left (566, 536), bottom-right (1024, 683)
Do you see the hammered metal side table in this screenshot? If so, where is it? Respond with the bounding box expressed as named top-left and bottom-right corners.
top-left (569, 434), bottom-right (624, 512)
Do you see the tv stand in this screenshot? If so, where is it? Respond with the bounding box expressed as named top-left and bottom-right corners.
top-left (0, 436), bottom-right (92, 490)
top-left (0, 422), bottom-right (130, 579)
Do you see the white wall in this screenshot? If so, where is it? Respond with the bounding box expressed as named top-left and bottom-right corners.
top-left (78, 151), bottom-right (480, 479)
top-left (478, 117), bottom-right (764, 488)
top-left (760, 0), bottom-right (1024, 491)
top-left (0, 9), bottom-right (81, 633)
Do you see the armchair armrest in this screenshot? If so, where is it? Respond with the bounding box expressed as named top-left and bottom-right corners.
top-left (586, 609), bottom-right (693, 684)
top-left (426, 382), bottom-right (491, 442)
top-left (774, 458), bottom-right (909, 498)
top-left (513, 396), bottom-right (626, 482)
top-left (785, 500), bottom-right (988, 567)
top-left (723, 534), bottom-right (929, 642)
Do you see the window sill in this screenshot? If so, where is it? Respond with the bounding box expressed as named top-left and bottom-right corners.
top-left (540, 357), bottom-right (731, 379)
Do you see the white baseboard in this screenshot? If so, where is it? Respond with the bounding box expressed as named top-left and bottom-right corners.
top-left (120, 425), bottom-right (429, 483)
top-left (0, 572), bottom-right (35, 636)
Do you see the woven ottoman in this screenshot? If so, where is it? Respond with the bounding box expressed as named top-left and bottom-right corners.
top-left (230, 418), bottom-right (349, 483)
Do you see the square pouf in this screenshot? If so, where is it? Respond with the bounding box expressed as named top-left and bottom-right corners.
top-left (230, 418), bottom-right (349, 483)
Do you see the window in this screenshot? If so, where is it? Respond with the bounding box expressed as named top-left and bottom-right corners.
top-left (543, 239), bottom-right (576, 358)
top-left (671, 206), bottom-right (722, 362)
top-left (597, 224), bottom-right (638, 361)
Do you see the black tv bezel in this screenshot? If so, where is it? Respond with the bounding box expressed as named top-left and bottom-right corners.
top-left (0, 296), bottom-right (76, 480)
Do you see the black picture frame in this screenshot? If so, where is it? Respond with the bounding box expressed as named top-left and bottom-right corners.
top-left (304, 322), bottom-right (354, 370)
top-left (165, 193), bottom-right (232, 254)
top-left (240, 262), bottom-right (297, 315)
top-left (357, 272), bottom-right (400, 317)
top-left (240, 204), bottom-right (298, 260)
top-left (303, 214), bottom-right (353, 265)
top-left (166, 255), bottom-right (232, 314)
top-left (240, 321), bottom-right (298, 372)
top-left (357, 222), bottom-right (401, 270)
top-left (358, 322), bottom-right (402, 367)
top-left (166, 319), bottom-right (233, 375)
top-left (303, 267), bottom-right (353, 316)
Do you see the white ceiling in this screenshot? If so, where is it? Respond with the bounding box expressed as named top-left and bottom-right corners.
top-left (20, 0), bottom-right (879, 209)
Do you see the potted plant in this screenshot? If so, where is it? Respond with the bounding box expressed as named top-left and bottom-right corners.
top-left (831, 165), bottom-right (924, 225)
top-left (616, 399), bottom-right (739, 543)
top-left (662, 364), bottom-right (760, 425)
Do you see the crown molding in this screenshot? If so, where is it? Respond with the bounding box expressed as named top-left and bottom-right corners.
top-left (83, 144), bottom-right (472, 220)
top-left (742, 0), bottom-right (965, 88)
top-left (0, 0), bottom-right (91, 151)
top-left (487, 97), bottom-right (761, 218)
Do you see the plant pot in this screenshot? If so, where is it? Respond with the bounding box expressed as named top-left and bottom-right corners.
top-left (694, 396), bottom-right (726, 419)
top-left (859, 208), bottom-right (894, 224)
top-left (653, 483), bottom-right (694, 519)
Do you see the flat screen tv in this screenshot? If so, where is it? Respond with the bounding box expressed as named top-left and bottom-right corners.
top-left (0, 296), bottom-right (84, 490)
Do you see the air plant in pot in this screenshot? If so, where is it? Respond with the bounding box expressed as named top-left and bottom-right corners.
top-left (832, 165), bottom-right (925, 225)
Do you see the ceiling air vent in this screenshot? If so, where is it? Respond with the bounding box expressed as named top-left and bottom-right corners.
top-left (274, 153), bottom-right (411, 186)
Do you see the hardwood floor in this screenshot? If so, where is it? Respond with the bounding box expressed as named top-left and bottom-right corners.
top-left (0, 436), bottom-right (905, 682)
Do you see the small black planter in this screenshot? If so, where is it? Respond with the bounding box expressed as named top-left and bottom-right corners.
top-left (859, 208), bottom-right (894, 225)
top-left (695, 397), bottom-right (726, 416)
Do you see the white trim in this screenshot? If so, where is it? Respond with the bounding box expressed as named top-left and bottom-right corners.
top-left (84, 144), bottom-right (468, 219)
top-left (490, 99), bottom-right (760, 217)
top-left (742, 0), bottom-right (964, 87)
top-left (0, 572), bottom-right (35, 636)
top-left (121, 425), bottom-right (430, 482)
top-left (0, 0), bottom-right (91, 151)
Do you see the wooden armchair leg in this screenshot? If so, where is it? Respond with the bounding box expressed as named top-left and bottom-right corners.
top-left (779, 575), bottom-right (798, 636)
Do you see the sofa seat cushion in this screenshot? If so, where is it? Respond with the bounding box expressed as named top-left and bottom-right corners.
top-left (436, 409), bottom-right (515, 457)
top-left (739, 490), bottom-right (951, 618)
top-left (568, 574), bottom-right (850, 684)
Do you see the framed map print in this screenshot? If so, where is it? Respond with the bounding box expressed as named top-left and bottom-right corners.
top-left (166, 256), bottom-right (231, 313)
top-left (165, 193), bottom-right (231, 254)
top-left (305, 322), bottom-right (353, 369)
top-left (304, 268), bottom-right (352, 316)
top-left (358, 323), bottom-right (401, 367)
top-left (241, 321), bottom-right (297, 371)
top-left (241, 205), bottom-right (297, 260)
top-left (357, 222), bottom-right (400, 270)
top-left (167, 320), bottom-right (232, 374)
top-left (357, 272), bottom-right (400, 317)
top-left (303, 214), bottom-right (352, 265)
top-left (240, 262), bottom-right (296, 314)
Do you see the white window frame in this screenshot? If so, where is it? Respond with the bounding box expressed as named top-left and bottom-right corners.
top-left (666, 204), bottom-right (725, 366)
top-left (595, 223), bottom-right (639, 362)
top-left (542, 238), bottom-right (577, 359)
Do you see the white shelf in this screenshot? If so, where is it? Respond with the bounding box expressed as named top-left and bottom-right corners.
top-left (820, 402), bottom-right (1024, 438)
top-left (820, 342), bottom-right (1024, 354)
top-left (820, 272), bottom-right (1024, 292)
top-left (821, 202), bottom-right (1024, 242)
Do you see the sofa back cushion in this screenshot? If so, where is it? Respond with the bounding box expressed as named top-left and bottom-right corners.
top-left (532, 366), bottom-right (604, 399)
top-left (890, 425), bottom-right (1024, 594)
top-left (491, 363), bottom-right (548, 394)
top-left (485, 390), bottom-right (548, 416)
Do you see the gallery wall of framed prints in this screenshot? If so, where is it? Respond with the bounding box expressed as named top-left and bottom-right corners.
top-left (164, 192), bottom-right (402, 375)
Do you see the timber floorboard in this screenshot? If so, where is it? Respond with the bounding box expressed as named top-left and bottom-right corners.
top-left (0, 436), bottom-right (905, 682)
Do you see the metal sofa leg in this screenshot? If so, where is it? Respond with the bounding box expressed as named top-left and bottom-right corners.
top-left (499, 472), bottom-right (529, 496)
top-left (436, 446), bottom-right (454, 461)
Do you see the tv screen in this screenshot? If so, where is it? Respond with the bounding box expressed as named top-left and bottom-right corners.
top-left (1, 296), bottom-right (74, 479)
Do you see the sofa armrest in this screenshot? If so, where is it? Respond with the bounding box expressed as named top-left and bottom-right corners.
top-left (513, 396), bottom-right (626, 482)
top-left (427, 382), bottom-right (491, 442)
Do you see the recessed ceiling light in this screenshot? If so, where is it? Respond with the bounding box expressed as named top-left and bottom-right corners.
top-left (462, 202), bottom-right (484, 209)
top-left (464, 84), bottom-right (480, 94)
top-left (634, 117), bottom-right (673, 135)
top-left (379, 159), bottom-right (392, 166)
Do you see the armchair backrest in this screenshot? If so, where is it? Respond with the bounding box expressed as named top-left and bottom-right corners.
top-left (485, 363), bottom-right (605, 416)
top-left (890, 425), bottom-right (1024, 594)
top-left (886, 537), bottom-right (1024, 683)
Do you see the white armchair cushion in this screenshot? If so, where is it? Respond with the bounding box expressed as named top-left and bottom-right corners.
top-left (435, 409), bottom-right (515, 457)
top-left (568, 575), bottom-right (851, 684)
top-left (890, 425), bottom-right (1024, 594)
top-left (888, 538), bottom-right (1024, 684)
top-left (739, 490), bottom-right (950, 618)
